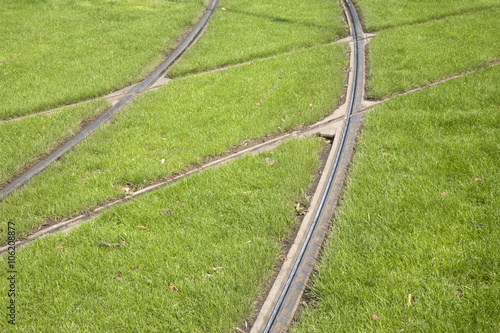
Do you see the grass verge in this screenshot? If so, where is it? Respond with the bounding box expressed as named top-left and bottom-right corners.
top-left (168, 0), bottom-right (346, 77)
top-left (0, 0), bottom-right (206, 119)
top-left (292, 66), bottom-right (500, 332)
top-left (0, 138), bottom-right (324, 332)
top-left (0, 43), bottom-right (348, 243)
top-left (0, 100), bottom-right (109, 185)
top-left (355, 0), bottom-right (499, 31)
top-left (366, 9), bottom-right (500, 99)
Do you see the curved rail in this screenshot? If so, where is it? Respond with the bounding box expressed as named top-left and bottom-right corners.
top-left (258, 0), bottom-right (365, 331)
top-left (0, 0), bottom-right (219, 201)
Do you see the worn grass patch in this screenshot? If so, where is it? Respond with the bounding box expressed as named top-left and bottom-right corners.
top-left (0, 100), bottom-right (109, 185)
top-left (292, 66), bottom-right (500, 332)
top-left (0, 43), bottom-right (347, 243)
top-left (0, 0), bottom-right (206, 119)
top-left (0, 138), bottom-right (324, 332)
top-left (168, 0), bottom-right (346, 77)
top-left (366, 9), bottom-right (500, 99)
top-left (355, 0), bottom-right (499, 31)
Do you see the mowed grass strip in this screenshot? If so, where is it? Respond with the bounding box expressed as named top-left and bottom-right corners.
top-left (292, 66), bottom-right (500, 332)
top-left (0, 44), bottom-right (347, 243)
top-left (0, 100), bottom-right (108, 185)
top-left (0, 138), bottom-right (324, 332)
top-left (366, 9), bottom-right (500, 99)
top-left (0, 0), bottom-right (205, 119)
top-left (355, 0), bottom-right (499, 31)
top-left (168, 0), bottom-right (346, 77)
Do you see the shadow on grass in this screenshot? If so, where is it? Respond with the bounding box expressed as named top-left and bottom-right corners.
top-left (228, 8), bottom-right (331, 30)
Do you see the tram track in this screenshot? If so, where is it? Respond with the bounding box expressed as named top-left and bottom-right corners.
top-left (250, 0), bottom-right (367, 331)
top-left (0, 4), bottom-right (367, 314)
top-left (0, 0), bottom-right (358, 253)
top-left (1, 0), bottom-right (497, 330)
top-left (0, 103), bottom-right (365, 254)
top-left (0, 0), bottom-right (220, 201)
top-left (0, 7), bottom-right (368, 332)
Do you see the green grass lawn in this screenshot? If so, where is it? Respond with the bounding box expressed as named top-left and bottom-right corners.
top-left (0, 100), bottom-right (108, 185)
top-left (292, 65), bottom-right (500, 332)
top-left (0, 44), bottom-right (347, 244)
top-left (168, 0), bottom-right (346, 77)
top-left (366, 8), bottom-right (500, 99)
top-left (355, 0), bottom-right (499, 31)
top-left (0, 138), bottom-right (324, 332)
top-left (0, 0), bottom-right (206, 119)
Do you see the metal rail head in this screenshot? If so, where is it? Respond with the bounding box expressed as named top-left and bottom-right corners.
top-left (262, 0), bottom-right (364, 331)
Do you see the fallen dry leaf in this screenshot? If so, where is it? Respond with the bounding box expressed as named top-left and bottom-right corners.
top-left (168, 283), bottom-right (178, 291)
top-left (118, 271), bottom-right (123, 277)
top-left (382, 152), bottom-right (389, 157)
top-left (221, 7), bottom-right (226, 11)
top-left (100, 240), bottom-right (122, 248)
top-left (122, 185), bottom-right (131, 194)
top-left (454, 289), bottom-right (463, 297)
top-left (474, 176), bottom-right (482, 181)
top-left (137, 226), bottom-right (147, 229)
top-left (264, 157), bottom-right (275, 165)
top-left (408, 294), bottom-right (412, 306)
top-left (441, 192), bottom-right (447, 196)
top-left (56, 245), bottom-right (64, 250)
top-left (372, 314), bottom-right (380, 321)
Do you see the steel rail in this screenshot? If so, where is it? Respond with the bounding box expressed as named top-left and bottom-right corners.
top-left (261, 0), bottom-right (364, 331)
top-left (0, 0), bottom-right (219, 201)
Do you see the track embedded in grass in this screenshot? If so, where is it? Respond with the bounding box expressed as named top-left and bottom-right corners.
top-left (0, 0), bottom-right (220, 201)
top-left (252, 0), bottom-right (367, 331)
